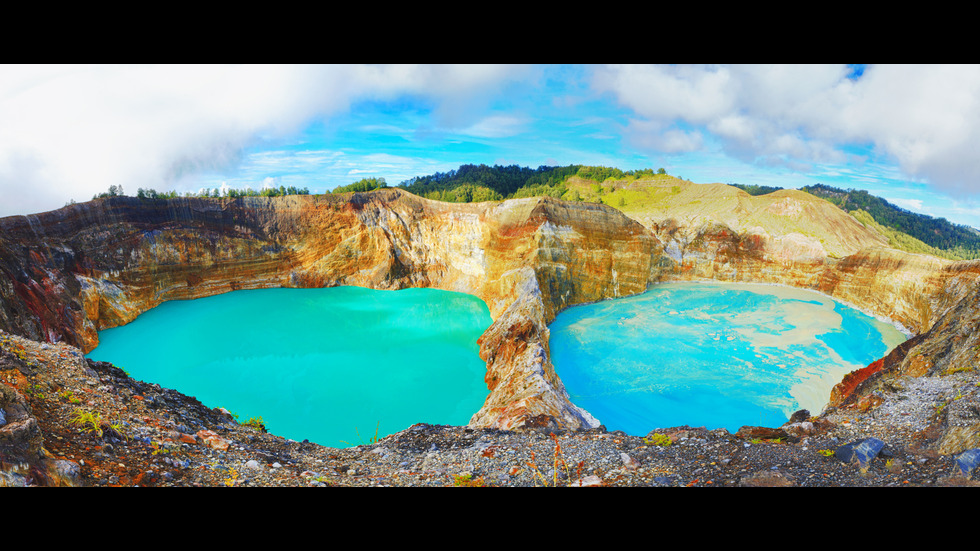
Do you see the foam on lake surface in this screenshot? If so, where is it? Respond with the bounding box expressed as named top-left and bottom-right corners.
top-left (86, 286), bottom-right (493, 447)
top-left (549, 281), bottom-right (908, 434)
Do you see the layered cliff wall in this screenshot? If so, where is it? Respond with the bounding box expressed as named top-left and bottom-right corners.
top-left (2, 188), bottom-right (978, 432)
top-left (656, 222), bottom-right (979, 337)
top-left (0, 190), bottom-right (666, 430)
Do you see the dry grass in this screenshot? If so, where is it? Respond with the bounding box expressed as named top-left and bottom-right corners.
top-left (567, 175), bottom-right (889, 259)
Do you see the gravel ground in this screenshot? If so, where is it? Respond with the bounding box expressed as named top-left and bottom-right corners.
top-left (2, 330), bottom-right (979, 487)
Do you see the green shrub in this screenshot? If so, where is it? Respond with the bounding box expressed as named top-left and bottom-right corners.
top-left (643, 433), bottom-right (672, 447)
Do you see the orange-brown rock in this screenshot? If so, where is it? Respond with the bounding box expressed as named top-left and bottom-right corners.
top-left (0, 190), bottom-right (664, 430)
top-left (2, 186), bottom-right (980, 432)
top-left (827, 334), bottom-right (924, 409)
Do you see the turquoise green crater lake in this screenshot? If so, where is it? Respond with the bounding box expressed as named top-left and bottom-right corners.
top-left (549, 281), bottom-right (909, 434)
top-left (86, 286), bottom-right (494, 447)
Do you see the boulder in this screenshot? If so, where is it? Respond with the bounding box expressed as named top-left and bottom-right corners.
top-left (954, 448), bottom-right (980, 478)
top-left (787, 409), bottom-right (811, 423)
top-left (740, 469), bottom-right (796, 487)
top-left (835, 437), bottom-right (885, 471)
top-left (196, 429), bottom-right (231, 451)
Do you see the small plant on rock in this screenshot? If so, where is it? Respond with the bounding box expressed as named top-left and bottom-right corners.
top-left (452, 473), bottom-right (486, 487)
top-left (70, 408), bottom-right (104, 437)
top-left (242, 416), bottom-right (266, 432)
top-left (150, 441), bottom-right (172, 455)
top-left (310, 474), bottom-right (333, 486)
top-left (643, 433), bottom-right (672, 447)
top-left (58, 389), bottom-right (82, 404)
top-left (526, 450), bottom-right (551, 487)
top-left (24, 382), bottom-right (46, 400)
top-left (525, 432), bottom-right (573, 487)
top-left (224, 467), bottom-right (239, 487)
top-left (340, 421), bottom-right (381, 446)
top-left (104, 420), bottom-right (128, 441)
top-left (550, 432), bottom-right (571, 485)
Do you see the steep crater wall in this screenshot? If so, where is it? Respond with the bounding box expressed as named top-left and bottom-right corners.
top-left (1, 189), bottom-right (978, 432)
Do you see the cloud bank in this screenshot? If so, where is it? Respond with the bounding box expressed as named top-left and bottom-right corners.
top-left (0, 64), bottom-right (532, 217)
top-left (3, 64), bottom-right (980, 219)
top-left (591, 64), bottom-right (980, 197)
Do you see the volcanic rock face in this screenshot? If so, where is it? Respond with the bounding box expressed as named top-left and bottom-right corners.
top-left (0, 190), bottom-right (664, 430)
top-left (1, 187), bottom-right (979, 432)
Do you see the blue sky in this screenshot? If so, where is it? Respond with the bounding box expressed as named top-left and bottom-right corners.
top-left (3, 64), bottom-right (980, 230)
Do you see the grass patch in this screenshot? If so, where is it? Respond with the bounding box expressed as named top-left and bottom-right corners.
top-left (643, 433), bottom-right (672, 447)
top-left (70, 408), bottom-right (104, 437)
top-left (452, 473), bottom-right (487, 487)
top-left (340, 421), bottom-right (382, 447)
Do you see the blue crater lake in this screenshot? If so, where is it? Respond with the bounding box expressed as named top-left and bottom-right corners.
top-left (86, 286), bottom-right (494, 447)
top-left (549, 281), bottom-right (908, 434)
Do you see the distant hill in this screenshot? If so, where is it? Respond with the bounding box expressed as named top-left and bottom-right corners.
top-left (566, 175), bottom-right (889, 258)
top-left (733, 182), bottom-right (980, 260)
top-left (730, 183), bottom-right (784, 196)
top-left (799, 184), bottom-right (980, 260)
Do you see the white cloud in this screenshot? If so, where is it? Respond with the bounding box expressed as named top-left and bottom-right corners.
top-left (591, 64), bottom-right (980, 198)
top-left (0, 64), bottom-right (535, 218)
top-left (623, 119), bottom-right (703, 154)
top-left (2, 65), bottom-right (334, 215)
top-left (592, 64), bottom-right (735, 124)
top-left (888, 197), bottom-right (924, 212)
top-left (458, 114), bottom-right (528, 138)
top-left (344, 64), bottom-right (535, 129)
top-left (361, 152), bottom-right (419, 165)
top-left (836, 65), bottom-right (980, 196)
top-left (8, 63), bottom-right (980, 223)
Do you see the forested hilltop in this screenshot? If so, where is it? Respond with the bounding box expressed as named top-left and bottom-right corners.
top-left (396, 164), bottom-right (669, 203)
top-left (732, 182), bottom-right (980, 260)
top-left (798, 184), bottom-right (980, 260)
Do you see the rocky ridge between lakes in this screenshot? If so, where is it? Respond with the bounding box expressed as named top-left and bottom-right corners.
top-left (3, 329), bottom-right (979, 487)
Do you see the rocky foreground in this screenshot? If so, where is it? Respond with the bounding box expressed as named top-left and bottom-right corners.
top-left (4, 330), bottom-right (979, 487)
